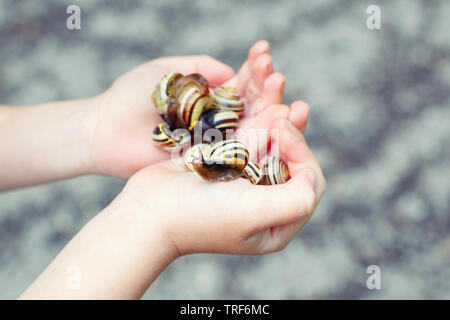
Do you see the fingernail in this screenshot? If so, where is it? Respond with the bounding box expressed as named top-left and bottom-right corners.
top-left (285, 120), bottom-right (302, 141)
top-left (305, 170), bottom-right (318, 195)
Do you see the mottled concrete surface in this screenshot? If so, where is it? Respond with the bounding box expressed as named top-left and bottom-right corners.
top-left (1, 0), bottom-right (449, 299)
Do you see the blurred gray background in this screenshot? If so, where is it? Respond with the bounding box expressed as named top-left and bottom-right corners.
top-left (1, 0), bottom-right (449, 299)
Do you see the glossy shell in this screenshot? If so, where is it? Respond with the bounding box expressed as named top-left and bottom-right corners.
top-left (166, 74), bottom-right (213, 131)
top-left (151, 73), bottom-right (182, 115)
top-left (242, 160), bottom-right (263, 185)
top-left (184, 140), bottom-right (249, 182)
top-left (183, 144), bottom-right (212, 172)
top-left (260, 156), bottom-right (291, 185)
top-left (208, 108), bottom-right (239, 132)
top-left (212, 86), bottom-right (244, 117)
top-left (152, 122), bottom-right (190, 151)
top-left (183, 140), bottom-right (291, 185)
top-left (208, 140), bottom-right (249, 171)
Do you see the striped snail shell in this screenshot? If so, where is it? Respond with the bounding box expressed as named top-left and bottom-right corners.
top-left (152, 122), bottom-right (190, 151)
top-left (184, 140), bottom-right (249, 182)
top-left (183, 143), bottom-right (212, 172)
top-left (260, 156), bottom-right (291, 185)
top-left (211, 86), bottom-right (244, 118)
top-left (242, 160), bottom-right (263, 185)
top-left (151, 73), bottom-right (182, 115)
top-left (166, 74), bottom-right (212, 131)
top-left (208, 140), bottom-right (249, 171)
top-left (198, 107), bottom-right (239, 135)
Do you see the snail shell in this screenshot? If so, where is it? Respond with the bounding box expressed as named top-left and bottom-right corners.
top-left (208, 140), bottom-right (249, 171)
top-left (183, 140), bottom-right (290, 185)
top-left (152, 122), bottom-right (190, 151)
top-left (184, 140), bottom-right (249, 182)
top-left (210, 109), bottom-right (239, 132)
top-left (151, 73), bottom-right (182, 115)
top-left (242, 160), bottom-right (263, 185)
top-left (211, 86), bottom-right (244, 118)
top-left (183, 143), bottom-right (212, 172)
top-left (199, 107), bottom-right (239, 135)
top-left (260, 156), bottom-right (291, 185)
top-left (166, 74), bottom-right (212, 131)
top-left (168, 73), bottom-right (210, 98)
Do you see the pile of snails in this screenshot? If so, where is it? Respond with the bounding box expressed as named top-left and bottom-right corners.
top-left (151, 72), bottom-right (290, 185)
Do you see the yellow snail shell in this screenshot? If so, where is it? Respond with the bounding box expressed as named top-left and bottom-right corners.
top-left (203, 108), bottom-right (239, 133)
top-left (152, 122), bottom-right (190, 151)
top-left (183, 143), bottom-right (212, 172)
top-left (242, 160), bottom-right (263, 185)
top-left (184, 140), bottom-right (249, 182)
top-left (211, 86), bottom-right (244, 118)
top-left (151, 73), bottom-right (182, 115)
top-left (165, 74), bottom-right (213, 131)
top-left (184, 141), bottom-right (291, 185)
top-left (260, 156), bottom-right (291, 185)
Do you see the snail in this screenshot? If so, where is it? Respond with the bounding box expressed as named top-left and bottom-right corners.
top-left (151, 73), bottom-right (182, 116)
top-left (184, 140), bottom-right (290, 185)
top-left (151, 73), bottom-right (291, 185)
top-left (259, 155), bottom-right (290, 185)
top-left (151, 73), bottom-right (241, 150)
top-left (211, 86), bottom-right (244, 118)
top-left (152, 122), bottom-right (191, 151)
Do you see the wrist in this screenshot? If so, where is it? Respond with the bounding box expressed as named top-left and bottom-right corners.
top-left (99, 191), bottom-right (181, 263)
top-left (71, 95), bottom-right (102, 176)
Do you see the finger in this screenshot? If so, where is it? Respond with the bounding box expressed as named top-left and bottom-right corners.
top-left (288, 100), bottom-right (310, 133)
top-left (236, 171), bottom-right (317, 238)
top-left (236, 104), bottom-right (289, 161)
top-left (246, 40), bottom-right (270, 78)
top-left (249, 72), bottom-right (285, 117)
top-left (154, 55), bottom-right (235, 85)
top-left (224, 40), bottom-right (270, 89)
top-left (273, 118), bottom-right (326, 200)
top-left (234, 119), bottom-right (326, 233)
top-left (266, 220), bottom-right (304, 252)
top-left (245, 53), bottom-right (273, 105)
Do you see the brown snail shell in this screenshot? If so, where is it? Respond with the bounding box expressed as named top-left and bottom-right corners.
top-left (165, 74), bottom-right (213, 131)
top-left (151, 73), bottom-right (182, 115)
top-left (153, 73), bottom-right (293, 186)
top-left (183, 143), bottom-right (212, 172)
top-left (152, 122), bottom-right (190, 151)
top-left (183, 140), bottom-right (291, 185)
top-left (184, 140), bottom-right (249, 182)
top-left (211, 86), bottom-right (244, 118)
top-left (242, 160), bottom-right (263, 185)
top-left (260, 156), bottom-right (291, 185)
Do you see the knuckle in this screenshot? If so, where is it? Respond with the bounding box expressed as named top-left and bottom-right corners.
top-left (301, 186), bottom-right (316, 218)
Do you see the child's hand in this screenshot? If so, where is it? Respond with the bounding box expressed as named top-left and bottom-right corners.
top-left (19, 106), bottom-right (324, 299)
top-left (111, 114), bottom-right (326, 256)
top-left (89, 41), bottom-right (300, 178)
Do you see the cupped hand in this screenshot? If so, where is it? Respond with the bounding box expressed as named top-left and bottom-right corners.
top-left (114, 109), bottom-right (326, 256)
top-left (89, 55), bottom-right (234, 178)
top-left (88, 41), bottom-right (311, 179)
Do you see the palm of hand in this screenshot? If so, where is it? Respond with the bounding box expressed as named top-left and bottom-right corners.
top-left (121, 118), bottom-right (325, 256)
top-left (91, 41), bottom-right (305, 178)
